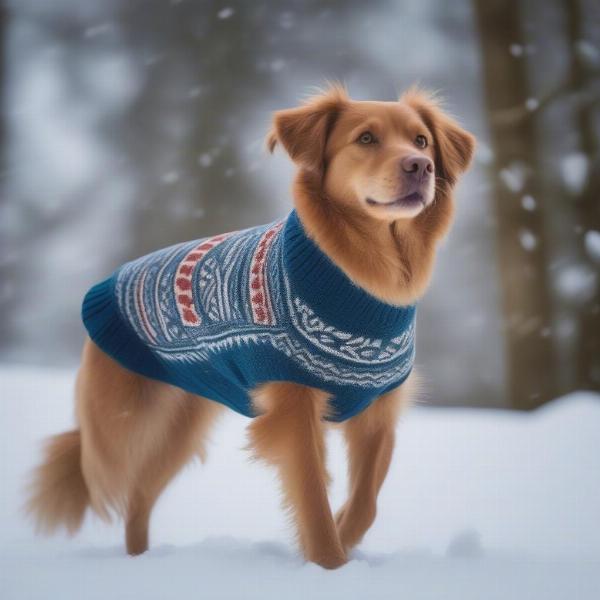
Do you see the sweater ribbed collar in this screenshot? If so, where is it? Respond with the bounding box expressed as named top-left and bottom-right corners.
top-left (282, 209), bottom-right (416, 339)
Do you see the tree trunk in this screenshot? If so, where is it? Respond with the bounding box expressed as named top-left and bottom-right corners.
top-left (473, 0), bottom-right (556, 409)
top-left (565, 0), bottom-right (600, 392)
top-left (0, 3), bottom-right (10, 355)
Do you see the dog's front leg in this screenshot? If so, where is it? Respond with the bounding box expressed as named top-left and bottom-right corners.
top-left (335, 382), bottom-right (411, 552)
top-left (247, 382), bottom-right (346, 569)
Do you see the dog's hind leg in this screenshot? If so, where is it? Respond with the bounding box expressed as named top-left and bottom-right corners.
top-left (335, 374), bottom-right (416, 552)
top-left (122, 390), bottom-right (224, 555)
top-left (123, 391), bottom-right (223, 555)
top-left (76, 339), bottom-right (224, 555)
top-left (247, 382), bottom-right (346, 569)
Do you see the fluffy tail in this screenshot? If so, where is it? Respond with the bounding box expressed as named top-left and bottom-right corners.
top-left (25, 430), bottom-right (90, 535)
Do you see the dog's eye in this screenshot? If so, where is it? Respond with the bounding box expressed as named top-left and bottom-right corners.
top-left (415, 135), bottom-right (428, 149)
top-left (357, 131), bottom-right (376, 145)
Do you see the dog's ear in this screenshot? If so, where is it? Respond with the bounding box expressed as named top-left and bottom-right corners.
top-left (267, 84), bottom-right (348, 173)
top-left (403, 88), bottom-right (475, 187)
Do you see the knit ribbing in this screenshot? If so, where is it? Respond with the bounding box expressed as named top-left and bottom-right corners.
top-left (283, 210), bottom-right (416, 339)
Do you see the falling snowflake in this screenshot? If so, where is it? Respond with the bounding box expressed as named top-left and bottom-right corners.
top-left (521, 195), bottom-right (536, 211)
top-left (525, 98), bottom-right (539, 111)
top-left (560, 152), bottom-right (589, 195)
top-left (519, 229), bottom-right (537, 251)
top-left (576, 40), bottom-right (600, 67)
top-left (499, 161), bottom-right (527, 193)
top-left (270, 59), bottom-right (286, 72)
top-left (476, 143), bottom-right (494, 165)
top-left (509, 43), bottom-right (524, 57)
top-left (84, 23), bottom-right (115, 39)
top-left (198, 153), bottom-right (213, 168)
top-left (217, 7), bottom-right (235, 19)
top-left (161, 171), bottom-right (179, 184)
top-left (584, 230), bottom-right (600, 263)
top-left (187, 86), bottom-right (204, 99)
top-left (555, 264), bottom-right (598, 304)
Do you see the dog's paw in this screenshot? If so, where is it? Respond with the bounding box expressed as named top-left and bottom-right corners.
top-left (308, 550), bottom-right (348, 570)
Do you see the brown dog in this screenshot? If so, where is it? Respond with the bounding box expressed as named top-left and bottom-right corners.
top-left (26, 85), bottom-right (474, 569)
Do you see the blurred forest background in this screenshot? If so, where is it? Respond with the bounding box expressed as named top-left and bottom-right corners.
top-left (0, 0), bottom-right (598, 410)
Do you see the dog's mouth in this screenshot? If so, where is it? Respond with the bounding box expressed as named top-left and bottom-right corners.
top-left (366, 192), bottom-right (426, 208)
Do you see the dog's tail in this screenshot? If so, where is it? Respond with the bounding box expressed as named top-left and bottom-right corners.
top-left (25, 430), bottom-right (90, 535)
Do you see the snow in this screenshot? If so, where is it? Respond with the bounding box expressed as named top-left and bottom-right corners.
top-left (197, 152), bottom-right (213, 168)
top-left (576, 40), bottom-right (600, 68)
top-left (499, 161), bottom-right (527, 193)
top-left (525, 97), bottom-right (539, 111)
top-left (555, 264), bottom-right (598, 304)
top-left (161, 170), bottom-right (180, 185)
top-left (187, 85), bottom-right (204, 99)
top-left (217, 7), bottom-right (234, 20)
top-left (445, 529), bottom-right (483, 558)
top-left (521, 194), bottom-right (536, 211)
top-left (518, 228), bottom-right (537, 251)
top-left (584, 230), bottom-right (600, 263)
top-left (560, 152), bottom-right (589, 195)
top-left (509, 43), bottom-right (524, 57)
top-left (1, 365), bottom-right (599, 599)
top-left (83, 23), bottom-right (116, 39)
top-left (270, 58), bottom-right (286, 72)
top-left (475, 142), bottom-right (493, 165)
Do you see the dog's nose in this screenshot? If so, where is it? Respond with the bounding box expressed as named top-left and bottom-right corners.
top-left (401, 155), bottom-right (434, 179)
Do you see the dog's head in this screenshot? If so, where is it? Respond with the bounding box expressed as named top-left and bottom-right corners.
top-left (268, 84), bottom-right (475, 223)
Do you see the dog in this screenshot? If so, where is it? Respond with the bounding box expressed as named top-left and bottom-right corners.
top-left (26, 84), bottom-right (475, 569)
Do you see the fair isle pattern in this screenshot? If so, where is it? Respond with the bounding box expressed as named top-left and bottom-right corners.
top-left (84, 211), bottom-right (417, 422)
top-left (249, 222), bottom-right (284, 325)
top-left (154, 330), bottom-right (414, 388)
top-left (285, 290), bottom-right (415, 365)
top-left (114, 220), bottom-right (287, 350)
top-left (135, 266), bottom-right (158, 344)
top-left (174, 232), bottom-right (234, 326)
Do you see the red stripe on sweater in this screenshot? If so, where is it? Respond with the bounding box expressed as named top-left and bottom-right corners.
top-left (174, 232), bottom-right (234, 326)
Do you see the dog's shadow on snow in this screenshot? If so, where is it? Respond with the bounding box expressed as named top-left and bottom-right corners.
top-left (74, 537), bottom-right (302, 566)
top-left (73, 537), bottom-right (447, 569)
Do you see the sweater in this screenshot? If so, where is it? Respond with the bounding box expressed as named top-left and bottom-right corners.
top-left (81, 210), bottom-right (416, 422)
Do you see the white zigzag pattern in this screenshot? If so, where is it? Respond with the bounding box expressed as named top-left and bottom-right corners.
top-left (155, 331), bottom-right (412, 388)
top-left (282, 275), bottom-right (415, 365)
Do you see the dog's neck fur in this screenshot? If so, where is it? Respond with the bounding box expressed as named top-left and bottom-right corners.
top-left (293, 170), bottom-right (454, 306)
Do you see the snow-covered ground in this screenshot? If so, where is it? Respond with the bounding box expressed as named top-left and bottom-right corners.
top-left (1, 365), bottom-right (599, 599)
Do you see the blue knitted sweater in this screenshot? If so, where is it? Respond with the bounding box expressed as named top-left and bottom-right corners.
top-left (82, 210), bottom-right (416, 422)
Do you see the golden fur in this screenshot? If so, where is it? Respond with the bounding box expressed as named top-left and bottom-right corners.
top-left (26, 84), bottom-right (474, 569)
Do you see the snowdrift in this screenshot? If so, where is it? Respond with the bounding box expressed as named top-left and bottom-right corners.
top-left (1, 365), bottom-right (598, 599)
